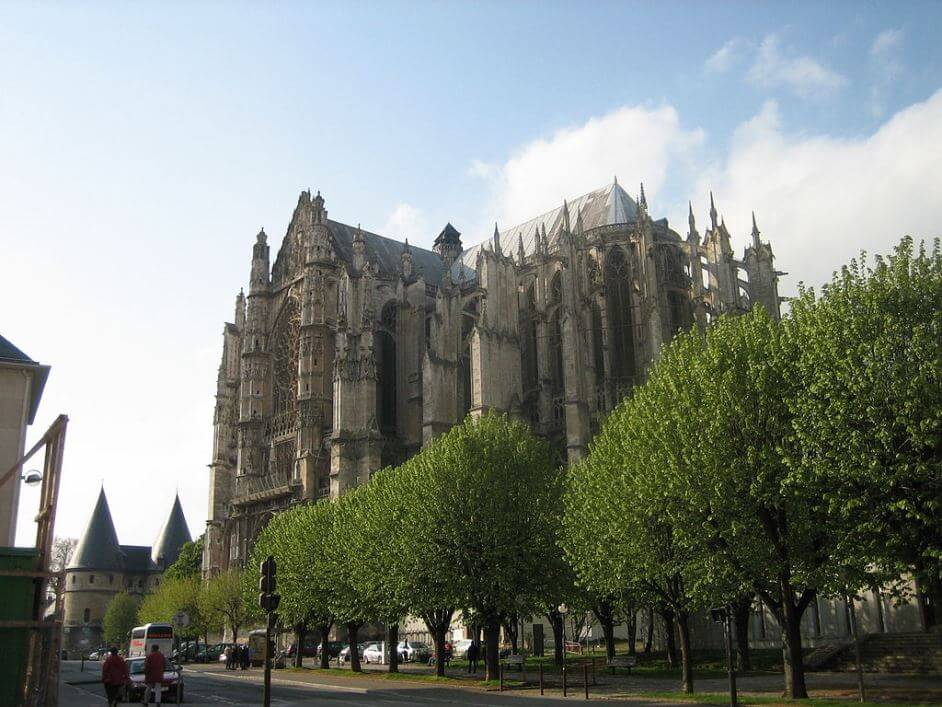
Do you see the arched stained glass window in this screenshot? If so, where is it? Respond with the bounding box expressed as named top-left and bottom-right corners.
top-left (604, 247), bottom-right (636, 390)
top-left (377, 302), bottom-right (398, 432)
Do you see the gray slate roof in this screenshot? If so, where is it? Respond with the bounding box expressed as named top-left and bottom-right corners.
top-left (327, 220), bottom-right (446, 282)
top-left (0, 334), bottom-right (35, 363)
top-left (460, 181), bottom-right (641, 271)
top-left (151, 494), bottom-right (192, 568)
top-left (68, 488), bottom-right (124, 571)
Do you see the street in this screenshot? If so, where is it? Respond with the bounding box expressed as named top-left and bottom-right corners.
top-left (59, 661), bottom-right (684, 706)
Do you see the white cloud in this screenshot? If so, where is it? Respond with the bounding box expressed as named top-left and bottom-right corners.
top-left (468, 104), bottom-right (704, 235)
top-left (382, 202), bottom-right (428, 244)
top-left (747, 34), bottom-right (848, 97)
top-left (871, 28), bottom-right (903, 57)
top-left (869, 29), bottom-right (905, 116)
top-left (691, 89), bottom-right (942, 294)
top-left (705, 38), bottom-right (747, 74)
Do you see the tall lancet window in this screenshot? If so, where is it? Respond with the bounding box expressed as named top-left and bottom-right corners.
top-left (520, 283), bottom-right (540, 425)
top-left (605, 247), bottom-right (636, 396)
top-left (520, 283), bottom-right (539, 394)
top-left (547, 272), bottom-right (566, 428)
top-left (377, 302), bottom-right (398, 433)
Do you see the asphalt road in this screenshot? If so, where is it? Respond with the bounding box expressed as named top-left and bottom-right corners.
top-left (60, 664), bottom-right (676, 706)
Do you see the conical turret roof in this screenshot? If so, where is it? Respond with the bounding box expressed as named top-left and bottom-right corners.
top-left (68, 488), bottom-right (123, 571)
top-left (151, 495), bottom-right (192, 568)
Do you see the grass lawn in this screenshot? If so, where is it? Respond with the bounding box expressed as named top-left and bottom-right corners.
top-left (638, 691), bottom-right (935, 707)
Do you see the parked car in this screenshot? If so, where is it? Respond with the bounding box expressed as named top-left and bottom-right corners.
top-left (397, 640), bottom-right (431, 663)
top-left (86, 648), bottom-right (106, 661)
top-left (286, 636), bottom-right (319, 658)
top-left (124, 656), bottom-right (184, 703)
top-left (362, 642), bottom-right (384, 664)
top-left (338, 643), bottom-right (365, 665)
top-left (313, 641), bottom-right (345, 659)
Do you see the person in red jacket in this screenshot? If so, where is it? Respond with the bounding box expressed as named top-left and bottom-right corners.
top-left (100, 647), bottom-right (130, 706)
top-left (143, 644), bottom-right (167, 705)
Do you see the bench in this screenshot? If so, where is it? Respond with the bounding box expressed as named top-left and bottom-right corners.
top-left (606, 656), bottom-right (637, 674)
top-left (502, 654), bottom-right (526, 672)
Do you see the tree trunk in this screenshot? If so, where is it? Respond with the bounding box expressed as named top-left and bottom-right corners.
top-left (676, 610), bottom-right (694, 694)
top-left (546, 610), bottom-right (565, 666)
top-left (347, 622), bottom-right (362, 672)
top-left (660, 608), bottom-right (677, 668)
top-left (777, 590), bottom-right (809, 699)
top-left (484, 616), bottom-right (501, 681)
top-left (644, 607), bottom-right (654, 654)
top-left (231, 624), bottom-right (239, 645)
top-left (388, 623), bottom-right (399, 673)
top-left (318, 623), bottom-right (331, 669)
top-left (732, 596), bottom-right (752, 672)
top-left (293, 622), bottom-right (306, 668)
top-left (502, 613), bottom-right (519, 654)
top-left (434, 628), bottom-right (447, 677)
top-left (592, 603), bottom-right (616, 661)
top-left (627, 606), bottom-right (637, 656)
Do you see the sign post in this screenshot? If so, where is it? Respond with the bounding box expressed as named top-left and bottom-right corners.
top-left (259, 556), bottom-right (280, 707)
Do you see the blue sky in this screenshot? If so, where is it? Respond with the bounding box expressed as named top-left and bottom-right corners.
top-left (3, 1), bottom-right (941, 546)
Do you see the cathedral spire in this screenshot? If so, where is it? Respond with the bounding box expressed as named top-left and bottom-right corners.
top-left (561, 200), bottom-right (570, 233)
top-left (688, 201), bottom-right (697, 239)
top-left (639, 182), bottom-right (648, 211)
top-left (541, 223), bottom-right (549, 254)
top-left (493, 222), bottom-right (501, 254)
top-left (517, 233), bottom-right (525, 265)
top-left (353, 224), bottom-right (366, 271)
top-left (751, 211), bottom-right (761, 248)
top-left (709, 191), bottom-right (718, 231)
top-left (234, 288), bottom-right (246, 330)
top-left (575, 206), bottom-right (584, 238)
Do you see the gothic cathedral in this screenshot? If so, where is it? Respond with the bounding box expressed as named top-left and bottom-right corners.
top-left (203, 181), bottom-right (780, 574)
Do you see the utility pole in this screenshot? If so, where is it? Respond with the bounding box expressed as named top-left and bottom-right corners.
top-left (258, 556), bottom-right (281, 707)
top-left (711, 606), bottom-right (737, 707)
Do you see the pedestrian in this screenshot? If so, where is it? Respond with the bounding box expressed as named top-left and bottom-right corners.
top-left (224, 644), bottom-right (233, 670)
top-left (101, 646), bottom-right (130, 707)
top-left (241, 644), bottom-right (250, 670)
top-left (466, 640), bottom-right (479, 674)
top-left (143, 643), bottom-right (166, 706)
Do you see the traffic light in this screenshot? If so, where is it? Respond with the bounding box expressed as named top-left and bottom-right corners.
top-left (258, 555), bottom-right (280, 613)
top-left (259, 556), bottom-right (277, 594)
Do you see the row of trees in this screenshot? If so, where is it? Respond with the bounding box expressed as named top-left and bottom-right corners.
top-left (246, 411), bottom-right (567, 680)
top-left (562, 237), bottom-right (941, 698)
top-left (122, 237), bottom-right (938, 701)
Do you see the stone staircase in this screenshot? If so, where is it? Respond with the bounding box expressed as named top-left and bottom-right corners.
top-left (807, 631), bottom-right (942, 674)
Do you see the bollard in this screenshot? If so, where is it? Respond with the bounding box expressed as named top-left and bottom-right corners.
top-left (500, 663), bottom-right (504, 692)
top-left (80, 656), bottom-right (85, 672)
top-left (539, 663), bottom-right (544, 695)
top-left (584, 662), bottom-right (589, 700)
top-left (591, 656), bottom-right (596, 685)
top-left (563, 663), bottom-right (567, 697)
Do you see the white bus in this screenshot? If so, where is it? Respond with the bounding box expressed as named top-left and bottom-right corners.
top-left (129, 623), bottom-right (174, 659)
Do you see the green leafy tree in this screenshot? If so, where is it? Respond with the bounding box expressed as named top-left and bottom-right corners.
top-left (788, 237), bottom-right (942, 624)
top-left (247, 502), bottom-right (337, 669)
top-left (660, 308), bottom-right (865, 699)
top-left (164, 536), bottom-right (204, 581)
top-left (103, 592), bottom-right (140, 648)
top-left (405, 412), bottom-right (561, 680)
top-left (200, 569), bottom-right (247, 643)
top-left (137, 576), bottom-right (212, 655)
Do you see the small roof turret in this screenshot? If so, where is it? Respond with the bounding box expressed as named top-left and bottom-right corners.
top-left (151, 494), bottom-right (192, 569)
top-left (68, 488), bottom-right (123, 571)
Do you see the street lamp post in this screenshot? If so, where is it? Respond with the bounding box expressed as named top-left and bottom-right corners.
top-left (711, 606), bottom-right (737, 707)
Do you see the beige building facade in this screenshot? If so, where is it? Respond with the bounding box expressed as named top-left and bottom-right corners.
top-left (0, 334), bottom-right (49, 546)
